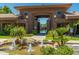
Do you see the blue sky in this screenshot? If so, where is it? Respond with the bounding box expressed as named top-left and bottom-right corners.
top-left (0, 3), bottom-right (79, 15)
top-left (38, 18), bottom-right (48, 24)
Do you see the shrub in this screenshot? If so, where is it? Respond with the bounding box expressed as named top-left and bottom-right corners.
top-left (26, 34), bottom-right (34, 37)
top-left (46, 30), bottom-right (59, 41)
top-left (46, 31), bottom-right (53, 37)
top-left (56, 27), bottom-right (68, 36)
top-left (10, 26), bottom-right (26, 39)
top-left (56, 45), bottom-right (73, 55)
top-left (4, 24), bottom-right (15, 35)
top-left (41, 46), bottom-right (56, 55)
top-left (0, 31), bottom-right (6, 35)
top-left (32, 30), bottom-right (37, 35)
top-left (41, 45), bottom-right (73, 55)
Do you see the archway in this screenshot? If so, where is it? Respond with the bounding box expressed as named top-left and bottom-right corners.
top-left (33, 15), bottom-right (50, 35)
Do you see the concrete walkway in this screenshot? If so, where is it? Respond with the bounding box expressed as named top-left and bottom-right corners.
top-left (0, 39), bottom-right (9, 55)
top-left (66, 40), bottom-right (79, 55)
top-left (66, 40), bottom-right (79, 44)
top-left (31, 35), bottom-right (46, 41)
top-left (0, 51), bottom-right (9, 55)
top-left (0, 39), bottom-right (8, 42)
top-left (26, 35), bottom-right (46, 41)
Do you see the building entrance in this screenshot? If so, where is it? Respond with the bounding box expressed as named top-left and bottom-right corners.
top-left (33, 15), bottom-right (50, 35)
top-left (37, 18), bottom-right (48, 34)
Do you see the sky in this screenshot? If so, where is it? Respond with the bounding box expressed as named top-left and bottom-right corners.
top-left (38, 18), bottom-right (48, 24)
top-left (0, 3), bottom-right (79, 15)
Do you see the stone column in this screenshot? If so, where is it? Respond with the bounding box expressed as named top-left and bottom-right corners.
top-left (53, 17), bottom-right (57, 29)
top-left (25, 20), bottom-right (28, 33)
top-left (0, 23), bottom-right (3, 31)
top-left (47, 18), bottom-right (51, 30)
top-left (49, 14), bottom-right (53, 30)
top-left (27, 12), bottom-right (33, 33)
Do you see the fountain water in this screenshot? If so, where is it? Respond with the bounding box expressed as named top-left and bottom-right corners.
top-left (9, 38), bottom-right (16, 50)
top-left (27, 43), bottom-right (33, 55)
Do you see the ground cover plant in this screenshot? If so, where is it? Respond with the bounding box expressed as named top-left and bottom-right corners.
top-left (41, 45), bottom-right (73, 55)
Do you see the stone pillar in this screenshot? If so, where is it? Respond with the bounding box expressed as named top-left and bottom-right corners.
top-left (33, 19), bottom-right (38, 31)
top-left (0, 23), bottom-right (3, 31)
top-left (51, 14), bottom-right (57, 30)
top-left (50, 16), bottom-right (53, 30)
top-left (24, 20), bottom-right (28, 33)
top-left (27, 12), bottom-right (33, 33)
top-left (47, 19), bottom-right (50, 30)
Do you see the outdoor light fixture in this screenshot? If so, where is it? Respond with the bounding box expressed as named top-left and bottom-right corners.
top-left (54, 15), bottom-right (56, 18)
top-left (26, 16), bottom-right (29, 18)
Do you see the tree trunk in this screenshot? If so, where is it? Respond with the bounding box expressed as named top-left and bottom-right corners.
top-left (57, 42), bottom-right (61, 46)
top-left (60, 35), bottom-right (64, 45)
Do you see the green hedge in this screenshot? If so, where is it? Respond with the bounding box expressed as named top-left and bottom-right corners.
top-left (32, 30), bottom-right (38, 35)
top-left (0, 31), bottom-right (8, 35)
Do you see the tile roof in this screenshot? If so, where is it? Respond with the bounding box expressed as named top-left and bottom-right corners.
top-left (0, 14), bottom-right (18, 18)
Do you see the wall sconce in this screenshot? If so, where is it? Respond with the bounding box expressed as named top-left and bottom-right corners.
top-left (54, 15), bottom-right (56, 18)
top-left (26, 16), bottom-right (29, 18)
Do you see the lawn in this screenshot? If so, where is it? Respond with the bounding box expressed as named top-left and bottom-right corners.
top-left (0, 34), bottom-right (34, 39)
top-left (0, 36), bottom-right (11, 39)
top-left (45, 35), bottom-right (79, 41)
top-left (64, 35), bottom-right (79, 40)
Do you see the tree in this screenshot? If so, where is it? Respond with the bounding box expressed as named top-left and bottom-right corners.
top-left (56, 27), bottom-right (68, 45)
top-left (2, 6), bottom-right (12, 13)
top-left (10, 26), bottom-right (26, 39)
top-left (46, 27), bottom-right (68, 46)
top-left (0, 8), bottom-right (4, 13)
top-left (0, 6), bottom-right (12, 14)
top-left (51, 30), bottom-right (61, 46)
top-left (10, 26), bottom-right (26, 49)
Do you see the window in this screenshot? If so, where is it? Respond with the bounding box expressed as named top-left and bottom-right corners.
top-left (55, 9), bottom-right (65, 18)
top-left (56, 10), bottom-right (63, 16)
top-left (23, 12), bottom-right (29, 15)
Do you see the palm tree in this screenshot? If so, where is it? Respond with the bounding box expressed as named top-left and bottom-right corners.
top-left (56, 27), bottom-right (68, 45)
top-left (51, 30), bottom-right (61, 47)
top-left (10, 26), bottom-right (26, 49)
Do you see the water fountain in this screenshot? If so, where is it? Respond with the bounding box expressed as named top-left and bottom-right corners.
top-left (27, 43), bottom-right (33, 55)
top-left (40, 39), bottom-right (44, 47)
top-left (9, 38), bottom-right (16, 50)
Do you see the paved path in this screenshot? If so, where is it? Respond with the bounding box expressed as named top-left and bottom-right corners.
top-left (0, 51), bottom-right (9, 55)
top-left (26, 35), bottom-right (46, 41)
top-left (66, 40), bottom-right (79, 44)
top-left (0, 39), bottom-right (9, 55)
top-left (66, 40), bottom-right (79, 55)
top-left (0, 39), bottom-right (8, 42)
top-left (31, 35), bottom-right (46, 41)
